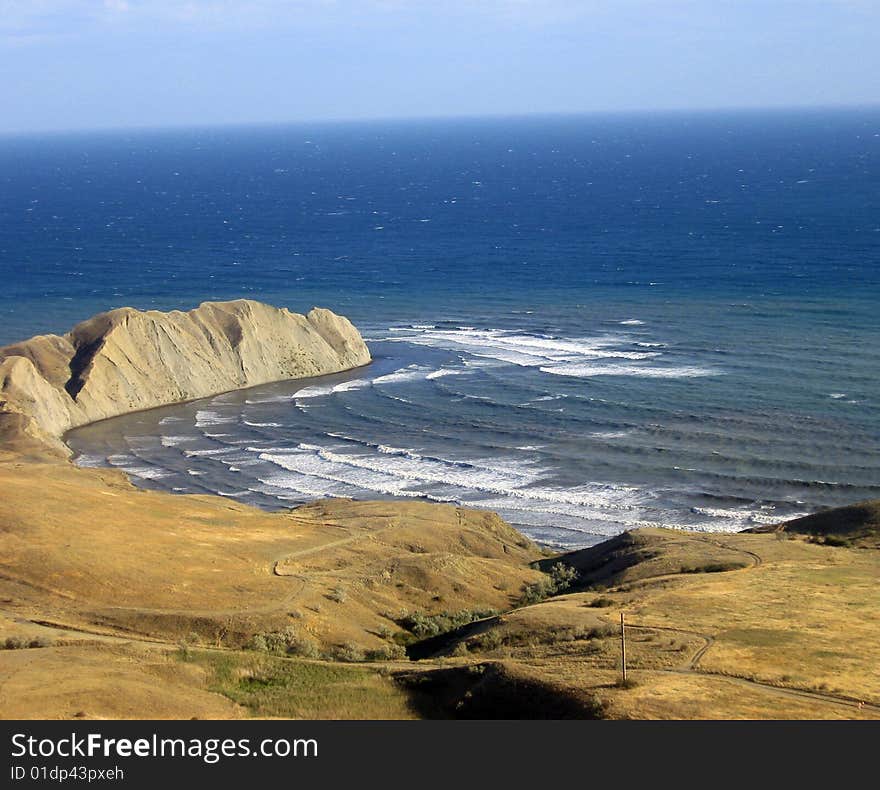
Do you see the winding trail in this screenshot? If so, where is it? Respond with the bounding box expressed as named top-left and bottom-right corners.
top-left (609, 540), bottom-right (879, 715)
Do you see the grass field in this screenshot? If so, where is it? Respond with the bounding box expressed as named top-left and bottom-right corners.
top-left (1, 454), bottom-right (878, 720)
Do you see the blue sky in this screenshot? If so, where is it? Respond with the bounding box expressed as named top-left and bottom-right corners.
top-left (1, 1), bottom-right (878, 133)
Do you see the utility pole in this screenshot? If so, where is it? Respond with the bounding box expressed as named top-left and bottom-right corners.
top-left (620, 612), bottom-right (627, 683)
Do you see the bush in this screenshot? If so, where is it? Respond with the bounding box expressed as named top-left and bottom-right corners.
top-left (587, 597), bottom-right (616, 608)
top-left (397, 608), bottom-right (498, 639)
top-left (517, 562), bottom-right (580, 605)
top-left (286, 634), bottom-right (321, 659)
top-left (517, 578), bottom-right (556, 606)
top-left (451, 642), bottom-right (470, 658)
top-left (248, 627), bottom-right (319, 658)
top-left (586, 624), bottom-right (617, 640)
top-left (332, 642), bottom-right (365, 663)
top-left (470, 630), bottom-right (505, 652)
top-left (549, 562), bottom-right (579, 591)
top-left (328, 586), bottom-right (348, 603)
top-left (680, 562), bottom-right (743, 574)
top-left (364, 644), bottom-right (406, 661)
top-left (3, 636), bottom-right (51, 650)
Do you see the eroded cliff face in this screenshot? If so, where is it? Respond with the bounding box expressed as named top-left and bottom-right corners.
top-left (0, 300), bottom-right (371, 456)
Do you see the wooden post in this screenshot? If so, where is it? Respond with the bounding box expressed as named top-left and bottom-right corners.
top-left (620, 612), bottom-right (627, 683)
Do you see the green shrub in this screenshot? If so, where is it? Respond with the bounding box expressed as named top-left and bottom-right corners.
top-left (328, 586), bottom-right (348, 603)
top-left (470, 630), bottom-right (505, 652)
top-left (287, 634), bottom-right (321, 659)
top-left (549, 562), bottom-right (579, 590)
top-left (680, 562), bottom-right (743, 574)
top-left (248, 627), bottom-right (319, 658)
top-left (517, 562), bottom-right (580, 605)
top-left (587, 597), bottom-right (616, 608)
top-left (332, 642), bottom-right (365, 663)
top-left (517, 578), bottom-right (556, 606)
top-left (363, 644), bottom-right (406, 661)
top-left (397, 608), bottom-right (498, 639)
top-left (451, 642), bottom-right (470, 658)
top-left (2, 635), bottom-right (52, 650)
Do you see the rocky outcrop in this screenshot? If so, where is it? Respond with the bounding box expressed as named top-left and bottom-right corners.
top-left (0, 300), bottom-right (371, 456)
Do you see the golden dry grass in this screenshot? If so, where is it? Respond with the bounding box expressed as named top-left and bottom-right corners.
top-left (431, 528), bottom-right (880, 719)
top-left (2, 454), bottom-right (879, 720)
top-left (0, 460), bottom-right (542, 648)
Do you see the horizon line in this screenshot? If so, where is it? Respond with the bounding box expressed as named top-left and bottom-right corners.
top-left (3, 100), bottom-right (879, 139)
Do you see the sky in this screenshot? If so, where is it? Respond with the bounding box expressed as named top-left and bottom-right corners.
top-left (1, 1), bottom-right (879, 134)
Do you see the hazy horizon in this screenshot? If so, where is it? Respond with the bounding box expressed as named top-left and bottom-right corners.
top-left (3, 101), bottom-right (880, 140)
top-left (2, 1), bottom-right (879, 135)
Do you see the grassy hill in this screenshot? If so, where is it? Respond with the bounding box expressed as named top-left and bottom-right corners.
top-left (747, 499), bottom-right (880, 548)
top-left (2, 454), bottom-right (878, 720)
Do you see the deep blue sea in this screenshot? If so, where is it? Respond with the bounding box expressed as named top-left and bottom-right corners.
top-left (2, 109), bottom-right (879, 547)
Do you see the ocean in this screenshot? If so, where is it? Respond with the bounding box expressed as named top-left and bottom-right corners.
top-left (2, 108), bottom-right (879, 547)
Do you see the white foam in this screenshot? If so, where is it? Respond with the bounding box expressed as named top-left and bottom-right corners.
top-left (426, 368), bottom-right (465, 379)
top-left (195, 410), bottom-right (236, 427)
top-left (619, 319), bottom-right (645, 325)
top-left (275, 443), bottom-right (649, 514)
top-left (542, 363), bottom-right (719, 379)
top-left (107, 453), bottom-right (134, 465)
top-left (245, 395), bottom-right (293, 405)
top-left (294, 378), bottom-right (369, 400)
top-left (689, 505), bottom-right (810, 529)
top-left (294, 384), bottom-right (335, 399)
top-left (334, 379), bottom-right (370, 392)
top-left (125, 465), bottom-right (173, 480)
top-left (161, 435), bottom-right (196, 447)
top-left (385, 326), bottom-right (678, 378)
top-left (372, 365), bottom-right (434, 385)
top-left (242, 421), bottom-right (283, 428)
top-left (74, 453), bottom-right (107, 468)
top-left (829, 393), bottom-right (847, 399)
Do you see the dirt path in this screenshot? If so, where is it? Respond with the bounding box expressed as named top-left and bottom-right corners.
top-left (2, 611), bottom-right (178, 648)
top-left (697, 537), bottom-right (763, 568)
top-left (0, 520), bottom-right (404, 646)
top-left (625, 622), bottom-right (714, 670)
top-left (625, 620), bottom-right (879, 714)
top-left (272, 519), bottom-right (397, 570)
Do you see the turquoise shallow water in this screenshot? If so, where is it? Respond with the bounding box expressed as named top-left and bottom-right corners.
top-left (4, 109), bottom-right (879, 547)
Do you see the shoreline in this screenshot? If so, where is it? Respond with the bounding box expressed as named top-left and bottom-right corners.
top-left (2, 300), bottom-right (879, 720)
